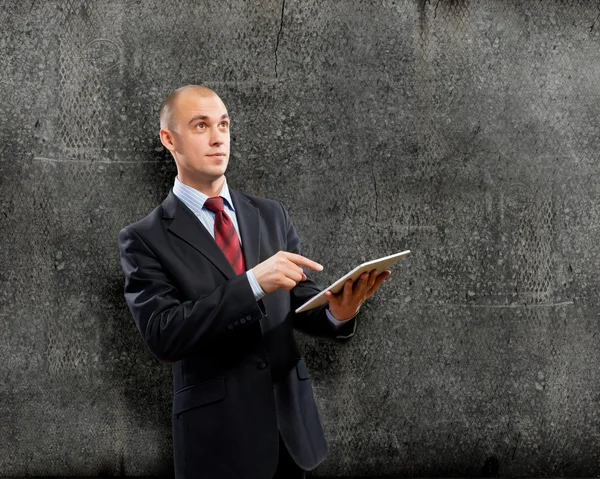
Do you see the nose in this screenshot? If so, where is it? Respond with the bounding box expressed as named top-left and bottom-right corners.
top-left (209, 125), bottom-right (227, 146)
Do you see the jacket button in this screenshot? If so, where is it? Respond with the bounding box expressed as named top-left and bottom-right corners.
top-left (257, 361), bottom-right (267, 370)
top-left (227, 324), bottom-right (234, 331)
top-left (240, 317), bottom-right (246, 324)
top-left (245, 314), bottom-right (252, 321)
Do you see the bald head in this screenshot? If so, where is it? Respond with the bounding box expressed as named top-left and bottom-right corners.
top-left (160, 85), bottom-right (224, 131)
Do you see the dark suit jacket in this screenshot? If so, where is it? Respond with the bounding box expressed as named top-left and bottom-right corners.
top-left (118, 188), bottom-right (357, 479)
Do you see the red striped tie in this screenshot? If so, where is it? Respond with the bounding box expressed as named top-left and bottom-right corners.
top-left (203, 197), bottom-right (246, 275)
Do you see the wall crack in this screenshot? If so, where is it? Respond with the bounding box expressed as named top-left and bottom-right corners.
top-left (274, 0), bottom-right (286, 78)
top-left (372, 165), bottom-right (379, 224)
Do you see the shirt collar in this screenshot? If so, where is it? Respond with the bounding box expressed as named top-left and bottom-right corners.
top-left (173, 176), bottom-right (235, 216)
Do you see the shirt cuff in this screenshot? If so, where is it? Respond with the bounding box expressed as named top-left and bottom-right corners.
top-left (247, 270), bottom-right (266, 301)
top-left (326, 307), bottom-right (360, 327)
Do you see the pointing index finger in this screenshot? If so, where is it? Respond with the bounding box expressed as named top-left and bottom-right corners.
top-left (285, 252), bottom-right (323, 271)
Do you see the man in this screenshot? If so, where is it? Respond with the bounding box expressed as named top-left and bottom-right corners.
top-left (118, 85), bottom-right (390, 478)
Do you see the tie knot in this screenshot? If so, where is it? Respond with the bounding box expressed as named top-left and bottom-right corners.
top-left (204, 196), bottom-right (225, 213)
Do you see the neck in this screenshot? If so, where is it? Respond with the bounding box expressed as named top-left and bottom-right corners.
top-left (178, 174), bottom-right (225, 197)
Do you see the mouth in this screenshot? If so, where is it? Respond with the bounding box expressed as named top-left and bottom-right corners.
top-left (207, 153), bottom-right (226, 157)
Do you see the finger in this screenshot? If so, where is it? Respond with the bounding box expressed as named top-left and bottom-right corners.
top-left (284, 261), bottom-right (307, 281)
top-left (352, 271), bottom-right (370, 295)
top-left (342, 278), bottom-right (354, 301)
top-left (280, 277), bottom-right (299, 290)
top-left (282, 267), bottom-right (305, 284)
top-left (325, 291), bottom-right (342, 309)
top-left (284, 252), bottom-right (323, 271)
top-left (366, 271), bottom-right (391, 298)
top-left (366, 269), bottom-right (379, 289)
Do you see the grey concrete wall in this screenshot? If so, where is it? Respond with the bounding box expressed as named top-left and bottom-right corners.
top-left (1, 0), bottom-right (600, 476)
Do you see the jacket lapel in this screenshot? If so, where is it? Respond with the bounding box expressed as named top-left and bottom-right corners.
top-left (230, 189), bottom-right (261, 270)
top-left (162, 190), bottom-right (236, 279)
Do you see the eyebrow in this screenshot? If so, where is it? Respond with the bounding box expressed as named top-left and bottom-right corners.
top-left (188, 113), bottom-right (229, 125)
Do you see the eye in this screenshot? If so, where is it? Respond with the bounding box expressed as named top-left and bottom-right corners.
top-left (195, 122), bottom-right (206, 130)
top-left (219, 121), bottom-right (229, 129)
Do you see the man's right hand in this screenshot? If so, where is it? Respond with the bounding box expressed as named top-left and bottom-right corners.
top-left (252, 251), bottom-right (323, 294)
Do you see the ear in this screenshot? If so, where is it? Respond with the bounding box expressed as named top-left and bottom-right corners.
top-left (159, 128), bottom-right (176, 153)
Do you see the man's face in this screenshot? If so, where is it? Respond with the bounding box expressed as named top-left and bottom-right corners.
top-left (167, 92), bottom-right (230, 183)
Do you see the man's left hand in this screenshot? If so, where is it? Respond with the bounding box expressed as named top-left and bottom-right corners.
top-left (325, 269), bottom-right (391, 321)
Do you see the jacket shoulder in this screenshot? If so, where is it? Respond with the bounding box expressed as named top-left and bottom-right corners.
top-left (238, 191), bottom-right (288, 216)
top-left (118, 203), bottom-right (164, 240)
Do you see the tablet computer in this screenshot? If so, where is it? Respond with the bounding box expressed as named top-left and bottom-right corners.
top-left (294, 250), bottom-right (411, 313)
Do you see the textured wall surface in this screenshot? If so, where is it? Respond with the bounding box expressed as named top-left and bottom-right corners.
top-left (2, 0), bottom-right (600, 476)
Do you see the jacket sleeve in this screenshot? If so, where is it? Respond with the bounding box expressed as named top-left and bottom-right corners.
top-left (279, 202), bottom-right (357, 344)
top-left (118, 226), bottom-right (266, 363)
